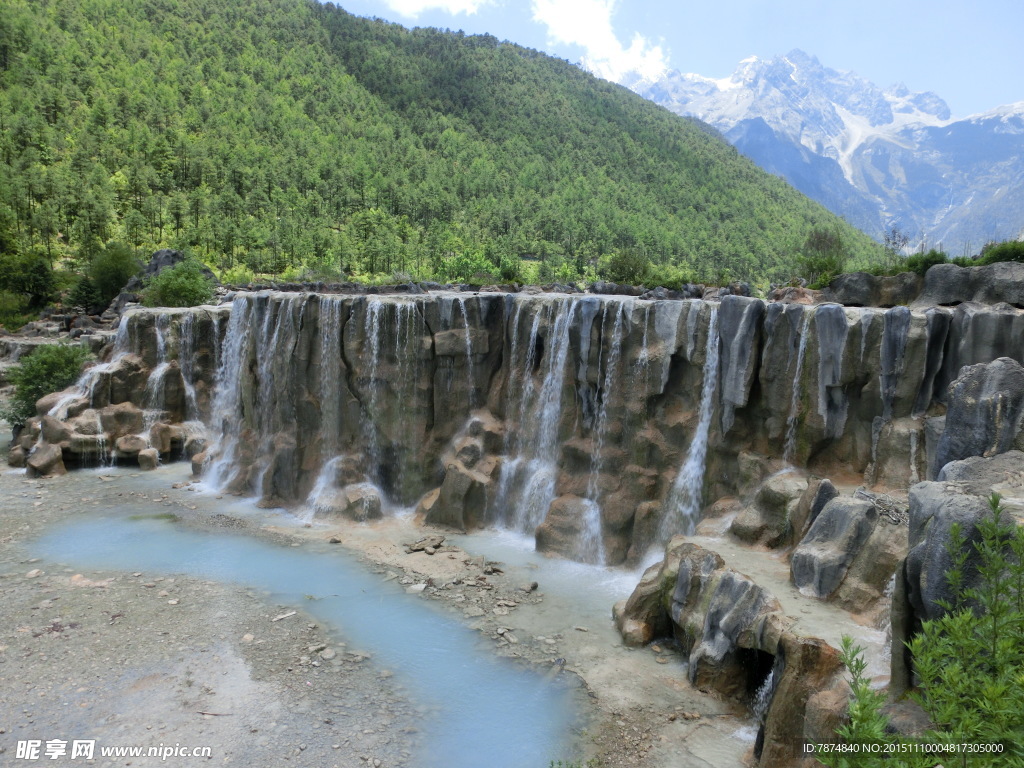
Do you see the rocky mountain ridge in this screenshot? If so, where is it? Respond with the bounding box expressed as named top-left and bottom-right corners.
top-left (625, 50), bottom-right (1024, 253)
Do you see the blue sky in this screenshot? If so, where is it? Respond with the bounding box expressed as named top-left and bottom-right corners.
top-left (332, 0), bottom-right (1023, 118)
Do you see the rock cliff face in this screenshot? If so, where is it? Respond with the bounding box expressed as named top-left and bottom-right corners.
top-left (16, 290), bottom-right (1024, 567)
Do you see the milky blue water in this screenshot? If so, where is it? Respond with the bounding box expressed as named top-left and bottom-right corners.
top-left (34, 514), bottom-right (575, 768)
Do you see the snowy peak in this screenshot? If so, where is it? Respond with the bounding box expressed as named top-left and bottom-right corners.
top-left (625, 50), bottom-right (1024, 253)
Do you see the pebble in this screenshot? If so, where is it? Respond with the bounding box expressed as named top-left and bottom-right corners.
top-left (25, 569), bottom-right (43, 578)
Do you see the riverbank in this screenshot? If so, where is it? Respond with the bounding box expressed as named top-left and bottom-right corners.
top-left (0, 459), bottom-right (756, 767)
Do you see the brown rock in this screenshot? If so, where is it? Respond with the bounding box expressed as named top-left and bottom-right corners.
top-left (26, 442), bottom-right (66, 477)
top-left (137, 447), bottom-right (159, 470)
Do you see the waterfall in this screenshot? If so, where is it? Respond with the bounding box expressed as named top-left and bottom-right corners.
top-left (752, 654), bottom-right (784, 723)
top-left (302, 455), bottom-right (344, 525)
top-left (319, 297), bottom-right (345, 459)
top-left (493, 297), bottom-right (579, 533)
top-left (178, 312), bottom-right (202, 422)
top-left (139, 313), bottom-right (173, 439)
top-left (455, 296), bottom-right (476, 408)
top-left (660, 305), bottom-right (719, 539)
top-left (47, 314), bottom-right (131, 419)
top-left (783, 310), bottom-right (812, 465)
top-left (203, 296), bottom-right (257, 490)
top-left (636, 303), bottom-right (652, 378)
top-left (579, 300), bottom-right (630, 564)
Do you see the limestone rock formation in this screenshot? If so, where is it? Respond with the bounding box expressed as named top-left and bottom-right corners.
top-left (891, 451), bottom-right (1024, 692)
top-left (18, 288), bottom-right (1024, 569)
top-left (791, 496), bottom-right (907, 613)
top-left (931, 357), bottom-right (1024, 478)
top-left (614, 537), bottom-right (848, 768)
top-left (730, 471), bottom-right (809, 547)
top-left (913, 261), bottom-right (1024, 308)
top-left (823, 271), bottom-right (922, 307)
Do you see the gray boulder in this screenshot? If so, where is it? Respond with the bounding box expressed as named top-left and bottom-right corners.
top-left (822, 271), bottom-right (922, 307)
top-left (914, 261), bottom-right (1024, 308)
top-left (892, 451), bottom-right (1024, 691)
top-left (791, 498), bottom-right (876, 599)
top-left (932, 357), bottom-right (1024, 478)
top-left (730, 472), bottom-right (808, 547)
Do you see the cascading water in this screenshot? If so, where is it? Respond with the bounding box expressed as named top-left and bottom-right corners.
top-left (783, 310), bottom-right (812, 465)
top-left (579, 301), bottom-right (630, 564)
top-left (139, 313), bottom-right (172, 438)
top-left (203, 296), bottom-right (257, 490)
top-left (178, 312), bottom-right (202, 422)
top-left (455, 296), bottom-right (476, 408)
top-left (319, 297), bottom-right (345, 459)
top-left (493, 297), bottom-right (579, 534)
top-left (47, 314), bottom-right (131, 419)
top-left (659, 305), bottom-right (719, 540)
top-left (360, 299), bottom-right (424, 498)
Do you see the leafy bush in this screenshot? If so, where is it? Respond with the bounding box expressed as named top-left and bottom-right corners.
top-left (647, 262), bottom-right (695, 289)
top-left (142, 258), bottom-right (215, 307)
top-left (902, 249), bottom-right (949, 276)
top-left (977, 240), bottom-right (1024, 265)
top-left (0, 250), bottom-right (57, 310)
top-left (68, 276), bottom-right (103, 313)
top-left (599, 251), bottom-right (651, 286)
top-left (219, 264), bottom-right (256, 286)
top-left (436, 250), bottom-right (497, 285)
top-left (0, 343), bottom-right (91, 428)
top-left (796, 228), bottom-right (848, 288)
top-left (90, 242), bottom-right (141, 306)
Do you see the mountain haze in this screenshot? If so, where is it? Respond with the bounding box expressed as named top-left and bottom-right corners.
top-left (0, 0), bottom-right (877, 287)
top-left (627, 50), bottom-right (1024, 253)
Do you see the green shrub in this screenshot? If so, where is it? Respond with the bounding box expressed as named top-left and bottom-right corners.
top-left (90, 242), bottom-right (141, 306)
top-left (796, 228), bottom-right (848, 288)
top-left (599, 251), bottom-right (650, 286)
top-left (0, 343), bottom-right (91, 428)
top-left (142, 258), bottom-right (215, 307)
top-left (0, 250), bottom-right (57, 310)
top-left (68, 276), bottom-right (103, 313)
top-left (646, 262), bottom-right (695, 289)
top-left (903, 249), bottom-right (948, 276)
top-left (976, 240), bottom-right (1024, 266)
top-left (219, 264), bottom-right (256, 285)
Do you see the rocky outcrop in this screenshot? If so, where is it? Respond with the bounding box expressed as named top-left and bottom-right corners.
top-left (914, 261), bottom-right (1024, 308)
top-left (931, 357), bottom-right (1024, 478)
top-left (614, 538), bottom-right (848, 767)
top-left (891, 451), bottom-right (1024, 693)
top-left (730, 471), bottom-right (808, 547)
top-left (791, 495), bottom-right (908, 613)
top-left (823, 271), bottom-right (922, 307)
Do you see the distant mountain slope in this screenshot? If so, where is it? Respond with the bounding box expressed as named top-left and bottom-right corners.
top-left (0, 1), bottom-right (876, 285)
top-left (627, 50), bottom-right (1024, 253)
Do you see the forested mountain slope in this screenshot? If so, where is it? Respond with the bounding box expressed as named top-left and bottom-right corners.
top-left (0, 0), bottom-right (878, 286)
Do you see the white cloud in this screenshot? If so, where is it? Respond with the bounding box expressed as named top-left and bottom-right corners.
top-left (531, 0), bottom-right (669, 82)
top-left (380, 0), bottom-right (490, 19)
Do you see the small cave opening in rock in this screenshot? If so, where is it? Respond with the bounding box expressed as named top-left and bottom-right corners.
top-left (531, 333), bottom-right (545, 373)
top-left (737, 648), bottom-right (783, 761)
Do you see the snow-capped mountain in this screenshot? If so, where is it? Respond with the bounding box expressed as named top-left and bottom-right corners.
top-left (623, 50), bottom-right (1024, 253)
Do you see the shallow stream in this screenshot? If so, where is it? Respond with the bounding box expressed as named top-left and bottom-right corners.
top-left (32, 493), bottom-right (576, 768)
